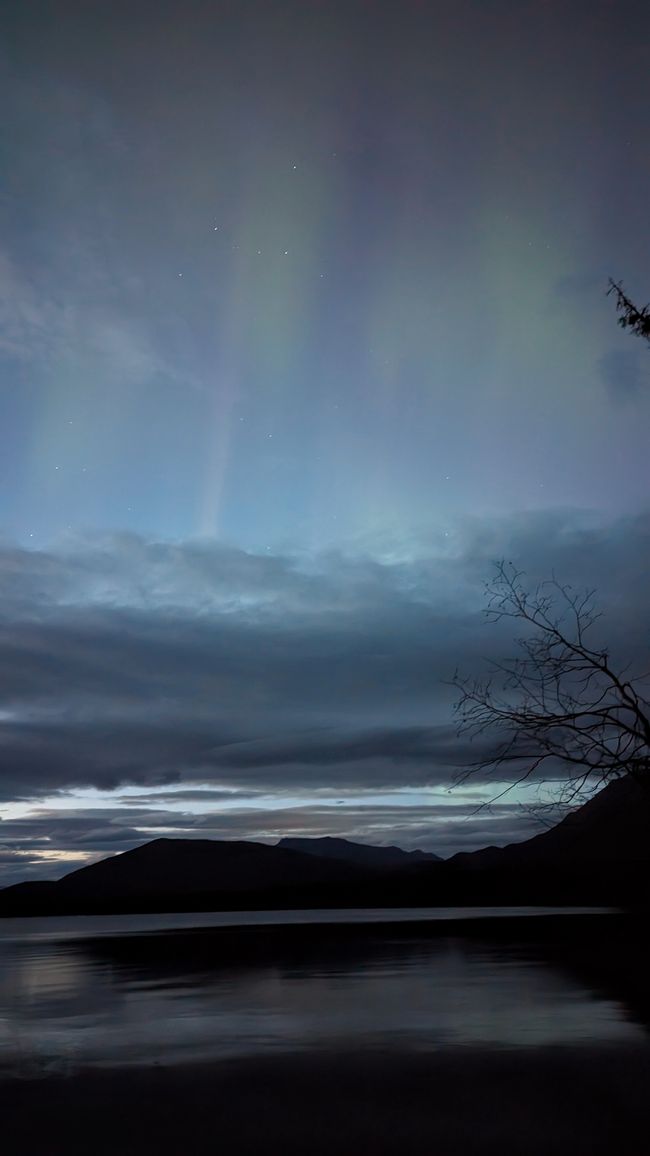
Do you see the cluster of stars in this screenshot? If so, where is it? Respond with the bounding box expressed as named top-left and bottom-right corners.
top-left (175, 162), bottom-right (332, 281)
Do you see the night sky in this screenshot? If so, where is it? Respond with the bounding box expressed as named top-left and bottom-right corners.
top-left (1, 0), bottom-right (649, 884)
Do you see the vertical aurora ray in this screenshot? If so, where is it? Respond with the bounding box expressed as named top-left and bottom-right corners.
top-left (1, 0), bottom-right (648, 551)
top-left (197, 139), bottom-right (342, 539)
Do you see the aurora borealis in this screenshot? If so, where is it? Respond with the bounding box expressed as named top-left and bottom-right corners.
top-left (1, 0), bottom-right (650, 882)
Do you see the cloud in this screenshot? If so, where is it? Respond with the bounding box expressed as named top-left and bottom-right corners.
top-left (209, 727), bottom-right (493, 773)
top-left (0, 248), bottom-right (176, 388)
top-left (598, 348), bottom-right (647, 403)
top-left (0, 796), bottom-right (556, 885)
top-left (0, 508), bottom-right (649, 880)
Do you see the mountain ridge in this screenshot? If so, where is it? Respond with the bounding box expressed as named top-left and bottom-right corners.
top-left (1, 777), bottom-right (648, 915)
top-left (278, 836), bottom-right (440, 867)
top-left (451, 775), bottom-right (650, 871)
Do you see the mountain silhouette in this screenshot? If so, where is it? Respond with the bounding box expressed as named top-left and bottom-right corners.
top-left (451, 775), bottom-right (650, 871)
top-left (57, 837), bottom-right (367, 898)
top-left (0, 837), bottom-right (376, 916)
top-left (278, 836), bottom-right (440, 867)
top-left (1, 776), bottom-right (648, 916)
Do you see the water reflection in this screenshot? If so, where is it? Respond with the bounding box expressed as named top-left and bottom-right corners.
top-left (0, 913), bottom-right (645, 1076)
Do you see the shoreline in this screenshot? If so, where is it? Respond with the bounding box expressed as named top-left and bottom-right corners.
top-left (39, 907), bottom-right (641, 946)
top-left (4, 1043), bottom-right (650, 1155)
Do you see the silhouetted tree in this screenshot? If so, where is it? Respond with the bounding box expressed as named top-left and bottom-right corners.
top-left (608, 279), bottom-right (650, 345)
top-left (451, 562), bottom-right (650, 801)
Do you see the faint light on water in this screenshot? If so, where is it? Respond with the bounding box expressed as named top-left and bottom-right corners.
top-left (0, 911), bottom-right (642, 1077)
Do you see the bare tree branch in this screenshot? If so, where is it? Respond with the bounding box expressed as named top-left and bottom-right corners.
top-left (450, 562), bottom-right (650, 803)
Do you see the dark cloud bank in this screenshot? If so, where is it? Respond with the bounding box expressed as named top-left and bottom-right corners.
top-left (1, 508), bottom-right (649, 883)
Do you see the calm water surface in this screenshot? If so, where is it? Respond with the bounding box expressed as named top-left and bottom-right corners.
top-left (0, 907), bottom-right (642, 1076)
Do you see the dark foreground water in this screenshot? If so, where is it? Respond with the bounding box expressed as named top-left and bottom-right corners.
top-left (1, 907), bottom-right (648, 1154)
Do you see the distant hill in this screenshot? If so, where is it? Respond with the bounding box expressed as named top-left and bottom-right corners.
top-left (57, 837), bottom-right (366, 898)
top-left (442, 775), bottom-right (650, 907)
top-left (451, 775), bottom-right (650, 871)
top-left (1, 777), bottom-right (648, 916)
top-left (278, 836), bottom-right (440, 867)
top-left (0, 837), bottom-right (380, 916)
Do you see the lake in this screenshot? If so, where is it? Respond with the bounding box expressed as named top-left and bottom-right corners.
top-left (0, 905), bottom-right (640, 1071)
top-left (1, 907), bottom-right (648, 1154)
